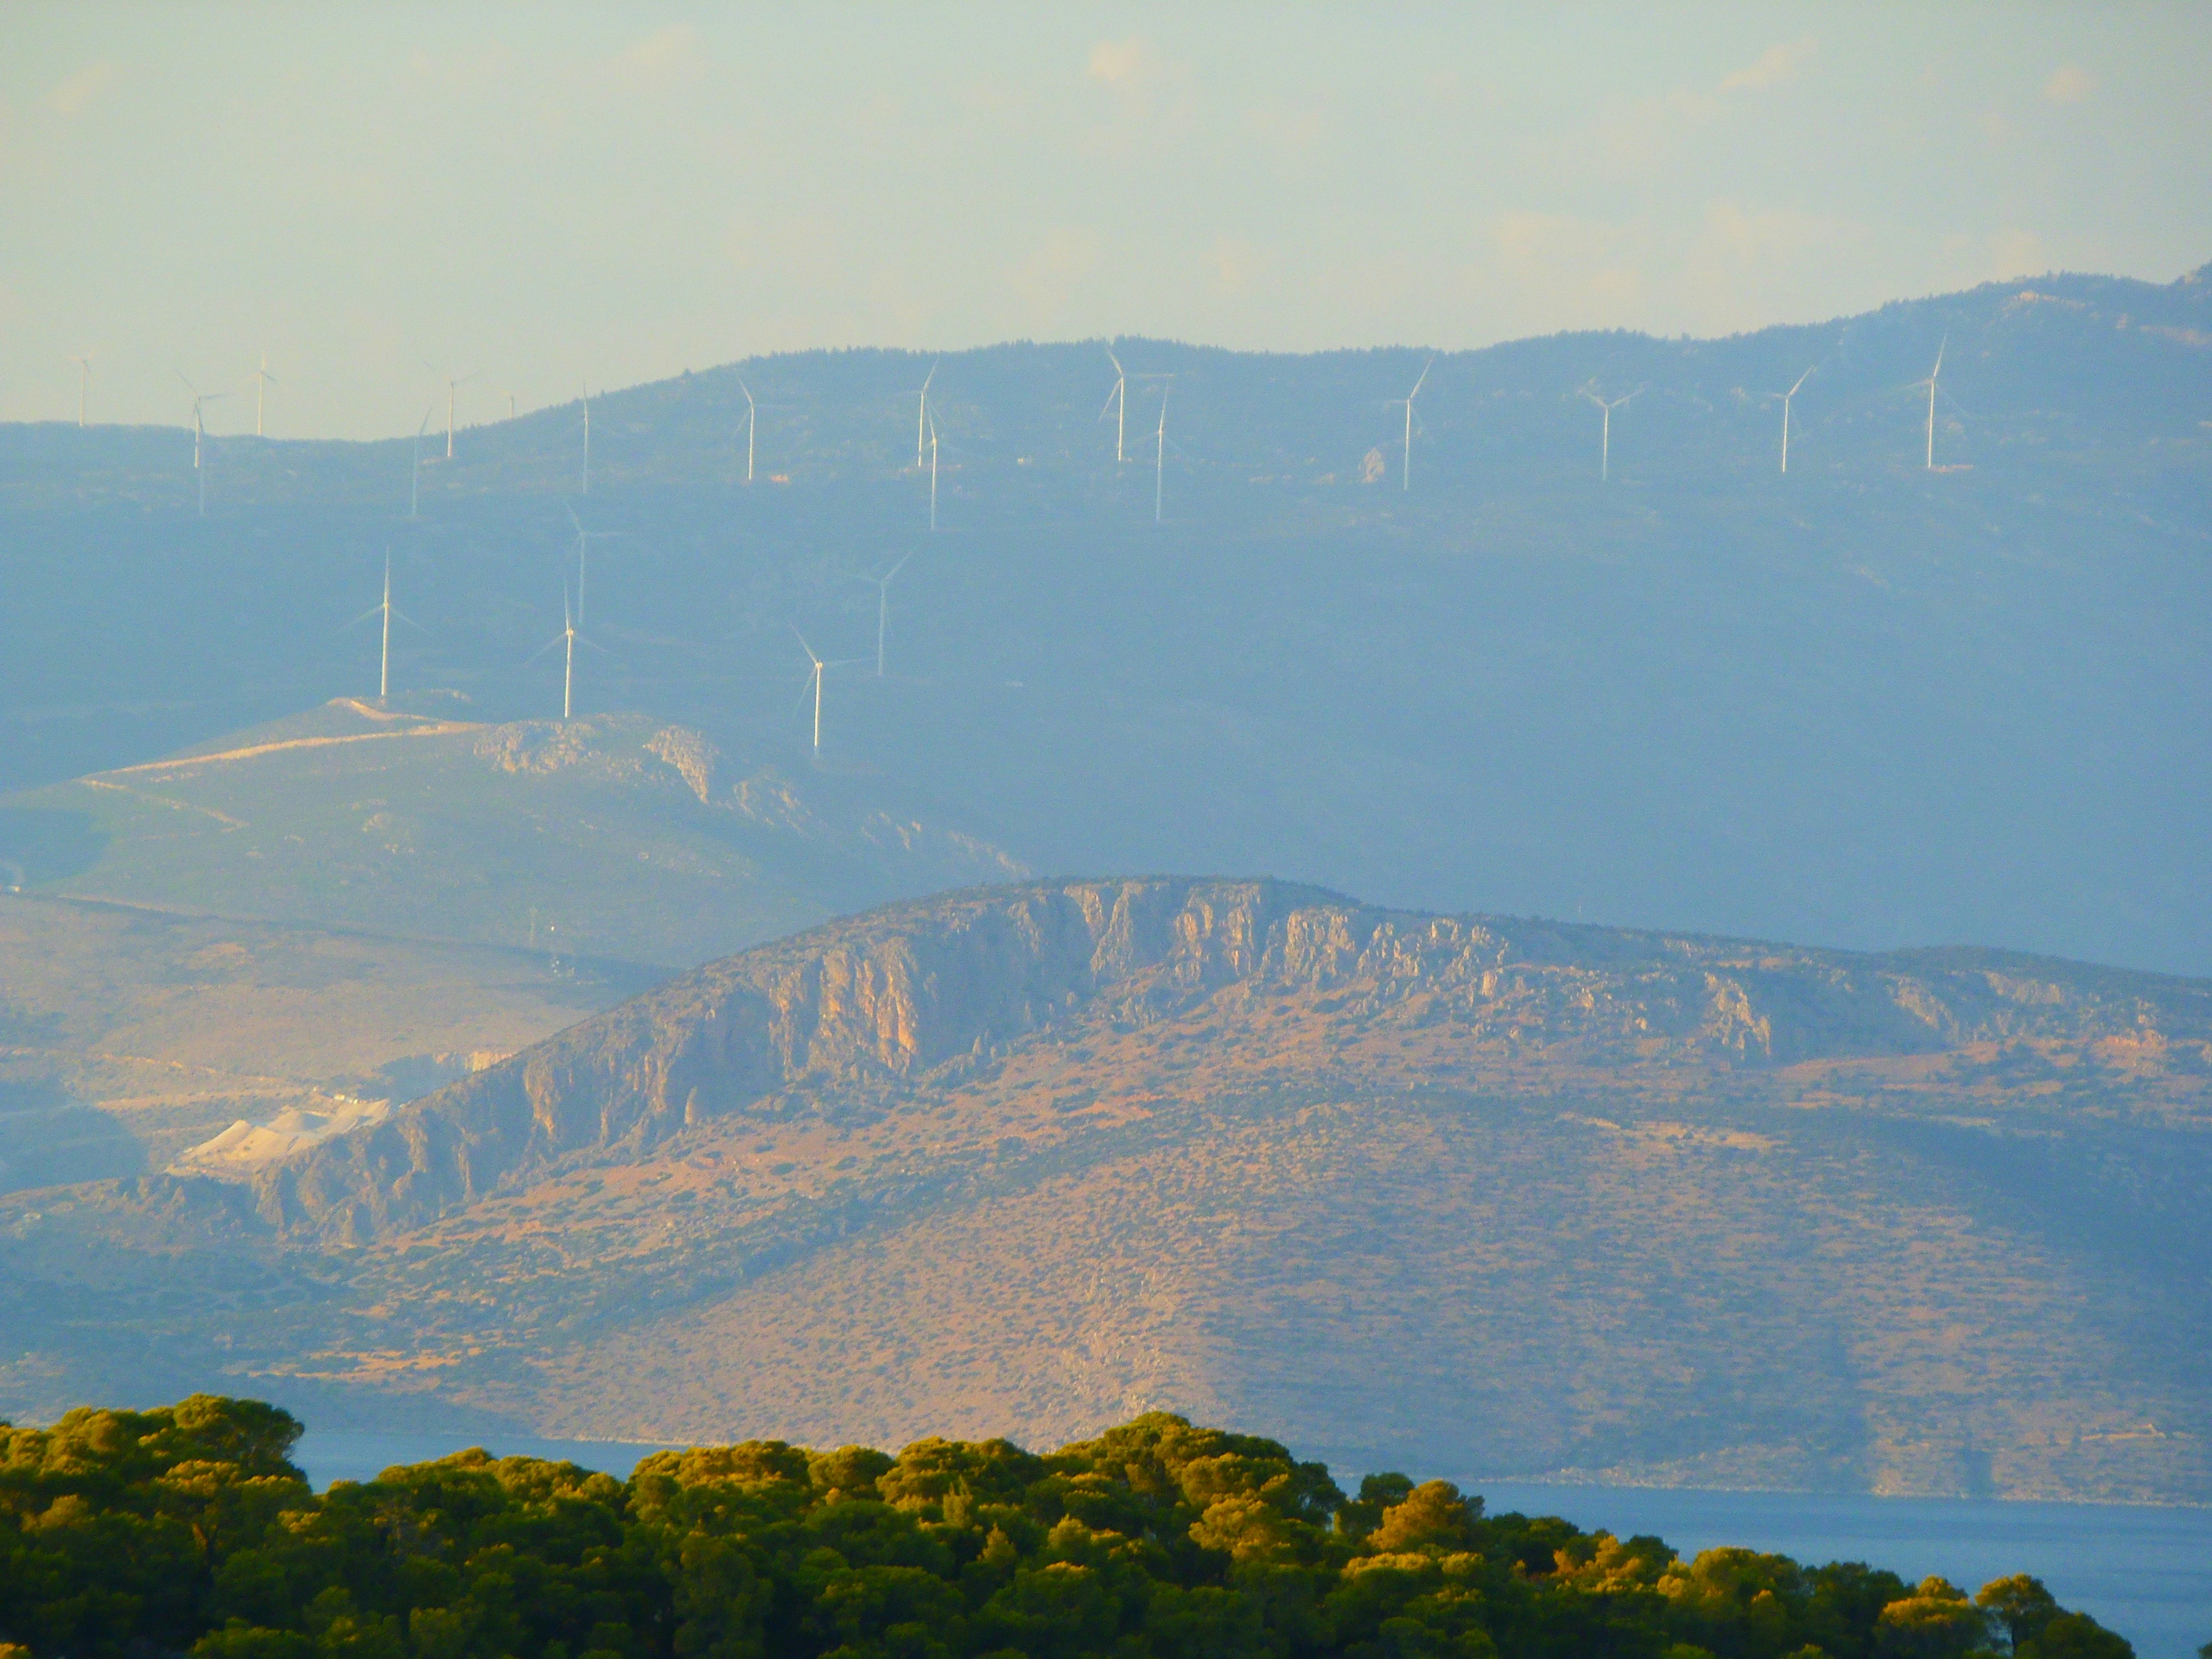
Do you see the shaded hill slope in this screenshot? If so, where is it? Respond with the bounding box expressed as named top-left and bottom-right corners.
top-left (4, 698), bottom-right (1024, 968)
top-left (0, 891), bottom-right (655, 1195)
top-left (11, 879), bottom-right (2196, 1501)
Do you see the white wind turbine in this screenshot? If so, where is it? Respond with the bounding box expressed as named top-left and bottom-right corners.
top-left (925, 412), bottom-right (941, 530)
top-left (529, 582), bottom-right (605, 722)
top-left (1775, 365), bottom-right (1816, 474)
top-left (427, 364), bottom-right (479, 459)
top-left (1917, 335), bottom-right (1947, 469)
top-left (251, 353), bottom-right (279, 437)
top-left (1394, 353), bottom-right (1436, 491)
top-left (1100, 345), bottom-right (1128, 463)
top-left (410, 405), bottom-right (433, 518)
top-left (575, 383), bottom-right (594, 494)
top-left (1153, 380), bottom-right (1172, 524)
top-left (737, 377), bottom-right (758, 483)
top-left (73, 354), bottom-right (93, 427)
top-left (1579, 385), bottom-right (1636, 482)
top-left (853, 554), bottom-right (913, 676)
top-left (177, 372), bottom-right (228, 516)
top-left (563, 500), bottom-right (627, 626)
top-left (791, 628), bottom-right (866, 753)
top-left (341, 553), bottom-right (425, 702)
top-left (914, 360), bottom-right (938, 469)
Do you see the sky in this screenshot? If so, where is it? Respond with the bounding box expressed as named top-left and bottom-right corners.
top-left (4, 2), bottom-right (2208, 440)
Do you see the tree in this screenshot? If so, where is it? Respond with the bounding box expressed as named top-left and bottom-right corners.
top-left (2019, 1614), bottom-right (2132, 1659)
top-left (1977, 1576), bottom-right (2060, 1654)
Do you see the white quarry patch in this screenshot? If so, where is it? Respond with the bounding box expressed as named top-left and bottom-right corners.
top-left (170, 1095), bottom-right (395, 1179)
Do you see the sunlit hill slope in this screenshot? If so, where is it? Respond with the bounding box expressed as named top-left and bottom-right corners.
top-left (8, 879), bottom-right (2206, 1504)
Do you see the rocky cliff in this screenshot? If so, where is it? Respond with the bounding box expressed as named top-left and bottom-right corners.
top-left (252, 877), bottom-right (2211, 1244)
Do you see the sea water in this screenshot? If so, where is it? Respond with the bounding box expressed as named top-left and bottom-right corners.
top-left (295, 1434), bottom-right (2212, 1659)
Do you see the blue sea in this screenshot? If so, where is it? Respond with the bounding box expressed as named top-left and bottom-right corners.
top-left (296, 1434), bottom-right (2212, 1659)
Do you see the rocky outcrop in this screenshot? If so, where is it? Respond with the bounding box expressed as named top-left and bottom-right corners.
top-left (249, 878), bottom-right (2212, 1244)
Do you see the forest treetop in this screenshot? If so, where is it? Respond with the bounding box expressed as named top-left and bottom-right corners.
top-left (0, 1396), bottom-right (2141, 1659)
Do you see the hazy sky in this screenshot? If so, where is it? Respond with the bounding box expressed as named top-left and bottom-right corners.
top-left (5, 3), bottom-right (2208, 438)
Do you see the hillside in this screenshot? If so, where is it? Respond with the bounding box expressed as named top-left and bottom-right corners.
top-left (0, 890), bottom-right (649, 1194)
top-left (2, 269), bottom-right (2207, 974)
top-left (7, 878), bottom-right (2206, 1503)
top-left (2, 697), bottom-right (1023, 968)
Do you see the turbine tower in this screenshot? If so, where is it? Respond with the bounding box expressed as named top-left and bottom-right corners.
top-left (577, 383), bottom-right (594, 495)
top-left (1919, 335), bottom-right (1946, 469)
top-left (1578, 385), bottom-right (1635, 482)
top-left (738, 378), bottom-right (757, 483)
top-left (378, 557), bottom-right (392, 700)
top-left (528, 585), bottom-right (592, 722)
top-left (791, 629), bottom-right (864, 752)
top-left (427, 365), bottom-right (479, 460)
top-left (74, 354), bottom-right (93, 427)
top-left (928, 413), bottom-right (940, 530)
top-left (563, 500), bottom-right (627, 627)
top-left (177, 372), bottom-right (227, 516)
top-left (1396, 354), bottom-right (1436, 491)
top-left (1153, 381), bottom-right (1170, 524)
top-left (343, 553), bottom-right (421, 702)
top-left (410, 405), bottom-right (433, 518)
top-left (915, 360), bottom-right (937, 469)
top-left (854, 554), bottom-right (912, 676)
top-left (252, 353), bottom-right (278, 437)
top-left (1100, 346), bottom-right (1128, 463)
top-left (1777, 365), bottom-right (1815, 474)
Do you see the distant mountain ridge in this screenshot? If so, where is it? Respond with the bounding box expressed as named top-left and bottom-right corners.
top-left (1, 268), bottom-right (2207, 974)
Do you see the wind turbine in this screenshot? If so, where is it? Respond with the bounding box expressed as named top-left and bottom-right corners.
top-left (927, 412), bottom-right (940, 530)
top-left (737, 377), bottom-right (757, 483)
top-left (341, 552), bottom-right (424, 702)
top-left (562, 500), bottom-right (627, 626)
top-left (1776, 365), bottom-right (1815, 474)
top-left (1578, 385), bottom-right (1636, 482)
top-left (177, 372), bottom-right (228, 516)
top-left (528, 583), bottom-right (603, 722)
top-left (1917, 335), bottom-right (1947, 469)
top-left (410, 405), bottom-right (433, 518)
top-left (1392, 354), bottom-right (1436, 491)
top-left (502, 389), bottom-right (516, 421)
top-left (1100, 346), bottom-right (1128, 462)
top-left (914, 360), bottom-right (937, 469)
top-left (576, 383), bottom-right (594, 494)
top-left (427, 364), bottom-right (479, 459)
top-left (73, 354), bottom-right (92, 427)
top-left (251, 353), bottom-right (279, 437)
top-left (853, 554), bottom-right (912, 676)
top-left (1153, 380), bottom-right (1171, 524)
top-left (791, 628), bottom-right (865, 753)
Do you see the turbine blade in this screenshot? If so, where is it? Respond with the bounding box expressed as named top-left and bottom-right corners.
top-left (886, 554), bottom-right (911, 580)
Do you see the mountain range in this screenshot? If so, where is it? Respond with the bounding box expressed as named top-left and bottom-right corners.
top-left (1, 268), bottom-right (2207, 1507)
top-left (2, 265), bottom-right (2208, 972)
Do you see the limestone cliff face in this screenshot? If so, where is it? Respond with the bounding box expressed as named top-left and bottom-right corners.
top-left (251, 877), bottom-right (2210, 1243)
